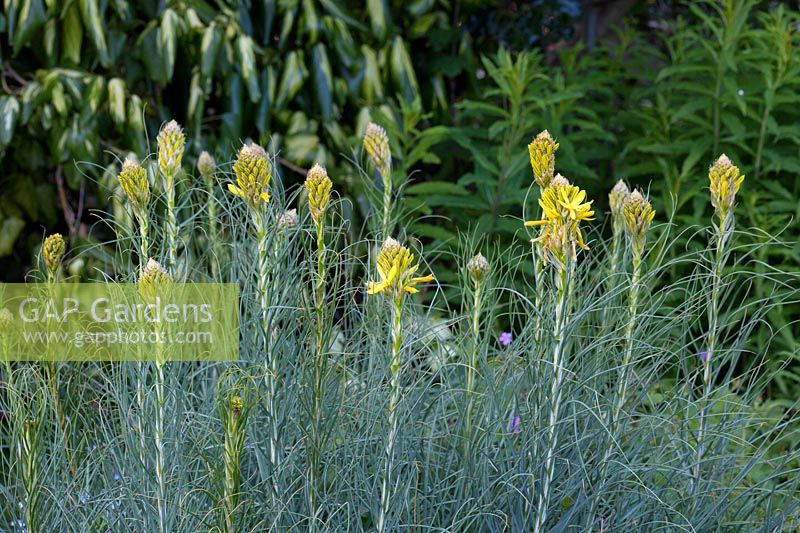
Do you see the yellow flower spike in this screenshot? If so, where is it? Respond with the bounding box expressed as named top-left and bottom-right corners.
top-left (623, 190), bottom-right (656, 258)
top-left (528, 130), bottom-right (559, 189)
top-left (230, 395), bottom-right (244, 417)
top-left (367, 237), bottom-right (434, 299)
top-left (305, 163), bottom-right (333, 223)
top-left (118, 158), bottom-right (150, 214)
top-left (43, 233), bottom-right (66, 274)
top-left (157, 120), bottom-right (185, 176)
top-left (229, 143), bottom-right (272, 210)
top-left (709, 154), bottom-right (744, 217)
top-left (467, 253), bottom-right (490, 284)
top-left (137, 258), bottom-right (171, 302)
top-left (363, 122), bottom-right (392, 179)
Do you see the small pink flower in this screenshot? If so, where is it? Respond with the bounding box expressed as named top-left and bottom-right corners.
top-left (499, 332), bottom-right (512, 347)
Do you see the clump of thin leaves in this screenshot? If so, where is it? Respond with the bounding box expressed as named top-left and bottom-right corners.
top-left (1, 122), bottom-right (799, 532)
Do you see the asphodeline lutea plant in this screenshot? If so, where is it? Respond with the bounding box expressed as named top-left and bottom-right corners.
top-left (118, 158), bottom-right (151, 263)
top-left (226, 143), bottom-right (283, 502)
top-left (304, 163), bottom-right (334, 527)
top-left (197, 151), bottom-right (220, 277)
top-left (610, 190), bottom-right (655, 438)
top-left (363, 123), bottom-right (393, 238)
top-left (464, 253), bottom-right (490, 461)
top-left (367, 237), bottom-right (434, 533)
top-left (525, 174), bottom-right (594, 533)
top-left (695, 154), bottom-right (744, 492)
top-left (156, 120), bottom-right (186, 272)
top-left (137, 258), bottom-right (172, 533)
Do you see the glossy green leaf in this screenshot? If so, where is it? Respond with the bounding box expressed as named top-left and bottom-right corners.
top-left (360, 45), bottom-right (384, 103)
top-left (311, 44), bottom-right (333, 120)
top-left (0, 96), bottom-right (21, 149)
top-left (389, 36), bottom-right (418, 102)
top-left (13, 0), bottom-right (47, 54)
top-left (62, 2), bottom-right (83, 64)
top-left (367, 0), bottom-right (389, 41)
top-left (200, 24), bottom-right (222, 78)
top-left (237, 34), bottom-right (261, 103)
top-left (107, 78), bottom-right (126, 127)
top-left (79, 0), bottom-right (108, 65)
top-left (160, 9), bottom-right (179, 81)
top-left (275, 51), bottom-right (308, 111)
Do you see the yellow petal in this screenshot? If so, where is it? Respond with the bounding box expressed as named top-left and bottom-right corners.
top-left (366, 280), bottom-right (388, 295)
top-left (261, 192), bottom-right (271, 203)
top-left (525, 220), bottom-right (547, 227)
top-left (228, 183), bottom-right (242, 196)
top-left (411, 274), bottom-right (434, 284)
top-left (403, 286), bottom-right (419, 294)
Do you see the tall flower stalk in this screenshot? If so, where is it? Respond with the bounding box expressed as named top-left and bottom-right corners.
top-left (367, 237), bottom-right (434, 532)
top-left (42, 234), bottom-right (74, 474)
top-left (197, 151), bottom-right (219, 277)
top-left (221, 394), bottom-right (247, 533)
top-left (525, 178), bottom-right (594, 533)
top-left (363, 123), bottom-right (393, 238)
top-left (304, 163), bottom-right (333, 528)
top-left (695, 154), bottom-right (744, 488)
top-left (227, 143), bottom-right (281, 503)
top-left (606, 180), bottom-right (632, 320)
top-left (138, 258), bottom-right (172, 533)
top-left (157, 120), bottom-right (185, 272)
top-left (613, 191), bottom-right (655, 431)
top-left (118, 158), bottom-right (151, 470)
top-left (464, 253), bottom-right (490, 462)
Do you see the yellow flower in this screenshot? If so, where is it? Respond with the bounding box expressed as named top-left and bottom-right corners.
top-left (363, 122), bottom-right (391, 179)
top-left (524, 180), bottom-right (595, 266)
top-left (526, 182), bottom-right (595, 227)
top-left (43, 233), bottom-right (66, 274)
top-left (157, 120), bottom-right (185, 176)
top-left (118, 158), bottom-right (150, 213)
top-left (623, 190), bottom-right (656, 257)
top-left (229, 143), bottom-right (271, 210)
top-left (305, 163), bottom-right (333, 223)
top-left (709, 154), bottom-right (744, 216)
top-left (366, 237), bottom-right (434, 298)
top-left (230, 395), bottom-right (244, 417)
top-left (528, 130), bottom-right (559, 188)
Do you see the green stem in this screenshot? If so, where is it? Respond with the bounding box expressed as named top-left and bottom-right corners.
top-left (154, 358), bottom-right (167, 533)
top-left (165, 170), bottom-right (177, 272)
top-left (534, 255), bottom-right (571, 533)
top-left (378, 296), bottom-right (404, 533)
top-left (381, 170), bottom-right (392, 239)
top-left (206, 176), bottom-right (219, 278)
top-left (223, 409), bottom-right (244, 533)
top-left (463, 278), bottom-right (483, 461)
top-left (254, 210), bottom-right (281, 507)
top-left (309, 219), bottom-right (327, 531)
top-left (612, 254), bottom-right (642, 429)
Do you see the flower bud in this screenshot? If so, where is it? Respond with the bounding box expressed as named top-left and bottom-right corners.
top-left (709, 154), bottom-right (744, 217)
top-left (118, 158), bottom-right (150, 214)
top-left (0, 308), bottom-right (13, 334)
top-left (157, 120), bottom-right (185, 176)
top-left (197, 151), bottom-right (216, 178)
top-left (305, 163), bottom-right (333, 223)
top-left (550, 173), bottom-right (570, 188)
top-left (528, 130), bottom-right (559, 188)
top-left (230, 395), bottom-right (244, 417)
top-left (229, 143), bottom-right (271, 210)
top-left (623, 190), bottom-right (656, 258)
top-left (277, 209), bottom-right (298, 230)
top-left (43, 233), bottom-right (66, 274)
top-left (363, 122), bottom-right (391, 179)
top-left (138, 258), bottom-right (171, 301)
top-left (467, 253), bottom-right (490, 284)
top-left (609, 180), bottom-right (630, 217)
